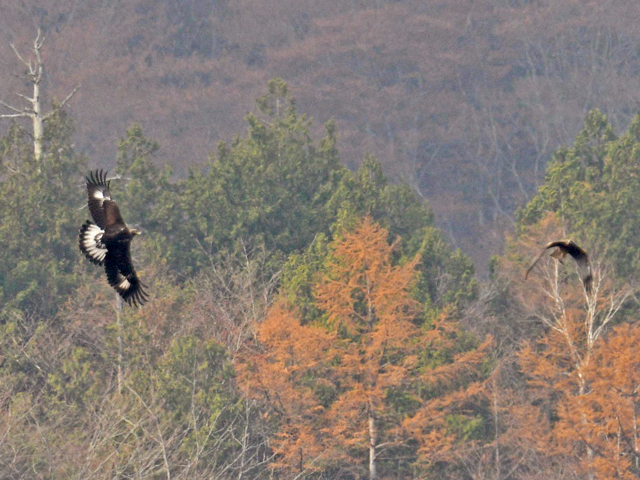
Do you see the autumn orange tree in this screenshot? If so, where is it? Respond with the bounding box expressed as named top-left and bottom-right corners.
top-left (580, 323), bottom-right (640, 478)
top-left (518, 318), bottom-right (640, 480)
top-left (499, 213), bottom-right (636, 479)
top-left (238, 217), bottom-right (491, 479)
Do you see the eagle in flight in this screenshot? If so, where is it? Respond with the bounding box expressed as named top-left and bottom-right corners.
top-left (79, 170), bottom-right (148, 307)
top-left (525, 240), bottom-right (592, 294)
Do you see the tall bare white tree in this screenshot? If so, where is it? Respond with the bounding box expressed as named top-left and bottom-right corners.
top-left (0, 29), bottom-right (79, 161)
top-left (519, 257), bottom-right (634, 479)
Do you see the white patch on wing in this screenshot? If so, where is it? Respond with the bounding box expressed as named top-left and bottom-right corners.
top-left (81, 224), bottom-right (107, 262)
top-left (92, 189), bottom-right (111, 202)
top-left (86, 224), bottom-right (103, 236)
top-left (119, 278), bottom-right (131, 290)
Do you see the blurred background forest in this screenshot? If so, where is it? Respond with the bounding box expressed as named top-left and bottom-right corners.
top-left (4, 1), bottom-right (640, 479)
top-left (4, 0), bottom-right (640, 269)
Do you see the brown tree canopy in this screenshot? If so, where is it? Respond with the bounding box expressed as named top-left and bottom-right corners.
top-left (498, 212), bottom-right (636, 479)
top-left (238, 217), bottom-right (491, 478)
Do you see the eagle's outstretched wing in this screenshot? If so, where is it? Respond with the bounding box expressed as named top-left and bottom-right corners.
top-left (104, 247), bottom-right (148, 307)
top-left (86, 170), bottom-right (125, 229)
top-left (525, 240), bottom-right (592, 293)
top-left (525, 246), bottom-right (552, 280)
top-left (79, 220), bottom-right (108, 266)
top-left (525, 241), bottom-right (569, 279)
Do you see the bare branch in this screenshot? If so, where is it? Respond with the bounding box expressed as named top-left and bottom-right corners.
top-left (34, 28), bottom-right (45, 51)
top-left (43, 84), bottom-right (81, 120)
top-left (14, 92), bottom-right (35, 104)
top-left (58, 84), bottom-right (80, 110)
top-left (9, 43), bottom-right (31, 70)
top-left (33, 29), bottom-right (44, 83)
top-left (0, 100), bottom-right (27, 115)
top-left (0, 113), bottom-right (30, 119)
top-left (125, 385), bottom-right (173, 480)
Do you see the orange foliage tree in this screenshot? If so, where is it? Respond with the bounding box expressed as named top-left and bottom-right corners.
top-left (238, 217), bottom-right (491, 479)
top-left (581, 323), bottom-right (640, 478)
top-left (518, 321), bottom-right (640, 480)
top-left (501, 213), bottom-right (636, 479)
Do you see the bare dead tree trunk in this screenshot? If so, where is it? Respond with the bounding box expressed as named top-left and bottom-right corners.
top-left (0, 29), bottom-right (79, 161)
top-left (531, 262), bottom-right (631, 480)
top-left (31, 54), bottom-right (43, 161)
top-left (365, 272), bottom-right (378, 480)
top-left (368, 399), bottom-right (377, 480)
top-left (578, 378), bottom-right (595, 480)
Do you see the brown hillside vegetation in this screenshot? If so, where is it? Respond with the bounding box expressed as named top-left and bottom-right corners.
top-left (2, 0), bottom-right (640, 268)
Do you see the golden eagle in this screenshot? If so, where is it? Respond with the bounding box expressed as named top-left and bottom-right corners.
top-left (525, 239), bottom-right (592, 293)
top-left (79, 170), bottom-right (148, 306)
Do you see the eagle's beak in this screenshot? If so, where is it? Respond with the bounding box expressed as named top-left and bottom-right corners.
top-left (131, 228), bottom-right (142, 236)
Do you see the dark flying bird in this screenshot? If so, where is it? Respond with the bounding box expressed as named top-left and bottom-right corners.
top-left (525, 239), bottom-right (592, 293)
top-left (79, 170), bottom-right (148, 306)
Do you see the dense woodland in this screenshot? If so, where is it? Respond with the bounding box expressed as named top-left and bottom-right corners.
top-left (2, 67), bottom-right (640, 479)
top-left (4, 0), bottom-right (640, 269)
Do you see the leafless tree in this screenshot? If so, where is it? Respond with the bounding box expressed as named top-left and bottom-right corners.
top-left (0, 29), bottom-right (79, 161)
top-left (189, 241), bottom-right (281, 359)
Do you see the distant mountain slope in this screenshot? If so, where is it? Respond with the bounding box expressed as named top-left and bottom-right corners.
top-left (2, 0), bottom-right (640, 272)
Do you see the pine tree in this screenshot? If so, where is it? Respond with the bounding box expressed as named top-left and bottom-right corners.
top-left (158, 78), bottom-right (343, 276)
top-left (518, 109), bottom-right (640, 279)
top-left (0, 107), bottom-right (86, 319)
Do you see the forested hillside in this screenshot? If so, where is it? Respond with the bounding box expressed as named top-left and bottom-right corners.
top-left (2, 70), bottom-right (640, 477)
top-left (4, 1), bottom-right (640, 478)
top-left (3, 0), bottom-right (640, 268)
